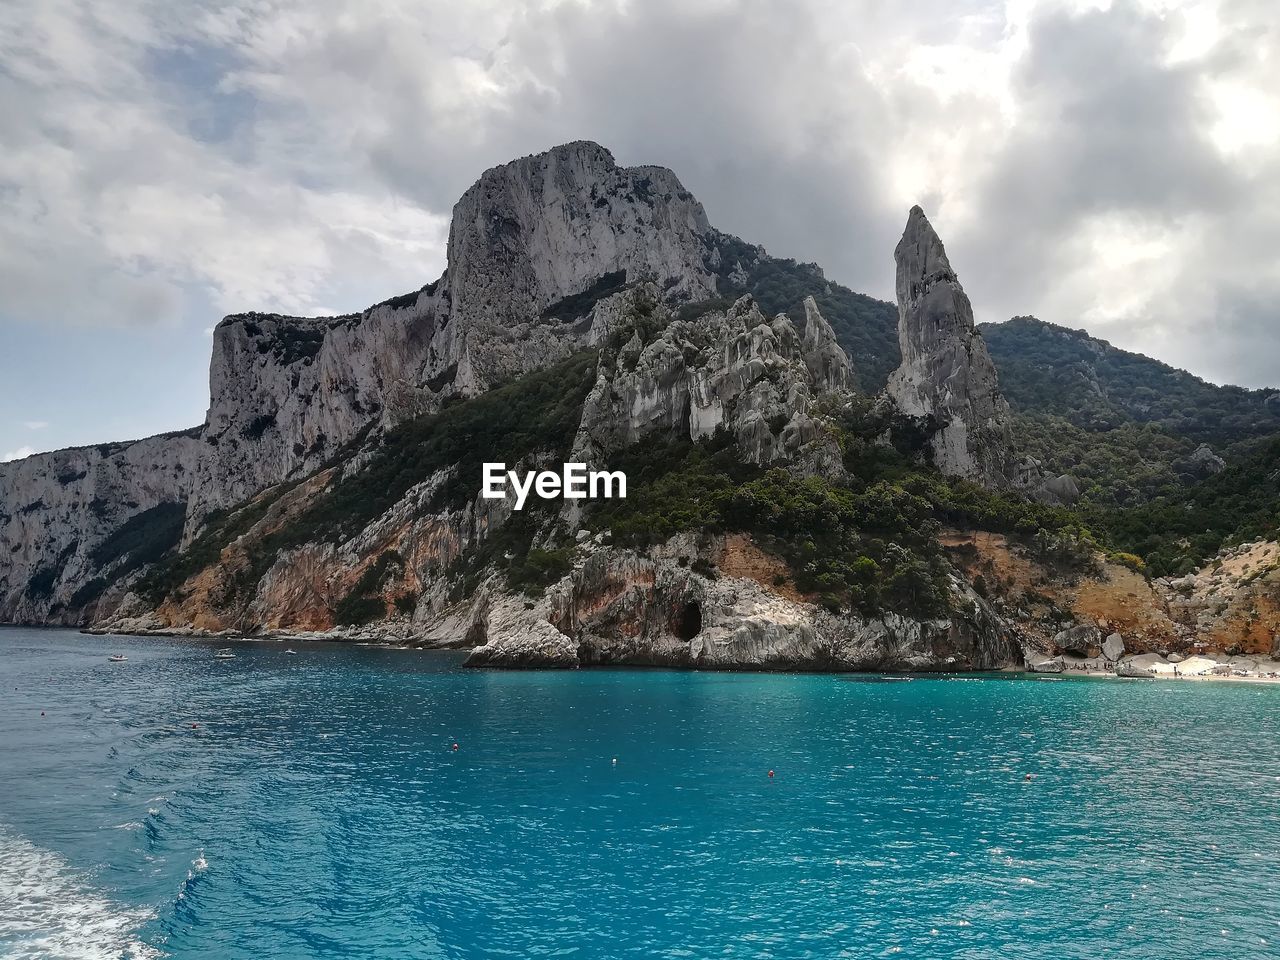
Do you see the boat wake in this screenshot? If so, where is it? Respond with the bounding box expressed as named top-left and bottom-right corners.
top-left (0, 827), bottom-right (163, 959)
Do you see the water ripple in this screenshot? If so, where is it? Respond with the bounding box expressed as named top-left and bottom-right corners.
top-left (2, 629), bottom-right (1279, 958)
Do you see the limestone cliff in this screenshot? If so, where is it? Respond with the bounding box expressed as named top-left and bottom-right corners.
top-left (443, 141), bottom-right (717, 392)
top-left (0, 431), bottom-right (201, 623)
top-left (2, 142), bottom-right (724, 612)
top-left (4, 144), bottom-right (1037, 674)
top-left (571, 289), bottom-right (848, 474)
top-left (89, 291), bottom-right (1022, 674)
top-left (189, 141), bottom-right (719, 524)
top-left (886, 206), bottom-right (1014, 487)
top-left (464, 533), bottom-right (1019, 671)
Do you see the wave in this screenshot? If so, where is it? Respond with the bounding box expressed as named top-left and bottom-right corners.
top-left (0, 827), bottom-right (163, 960)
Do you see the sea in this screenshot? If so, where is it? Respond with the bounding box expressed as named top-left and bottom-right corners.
top-left (1, 626), bottom-right (1278, 959)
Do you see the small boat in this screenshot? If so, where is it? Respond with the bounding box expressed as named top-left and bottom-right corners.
top-left (213, 648), bottom-right (236, 660)
top-left (108, 654), bottom-right (128, 663)
top-left (284, 649), bottom-right (298, 656)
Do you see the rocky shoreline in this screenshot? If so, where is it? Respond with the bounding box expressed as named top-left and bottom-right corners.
top-left (75, 621), bottom-right (1280, 683)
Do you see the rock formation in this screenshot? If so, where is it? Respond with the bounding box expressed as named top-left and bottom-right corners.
top-left (571, 289), bottom-right (847, 474)
top-left (462, 533), bottom-right (1020, 671)
top-left (2, 142), bottom-right (724, 617)
top-left (1187, 443), bottom-right (1226, 476)
top-left (2, 145), bottom-right (1040, 674)
top-left (887, 206), bottom-right (1014, 486)
top-left (443, 141), bottom-right (717, 392)
top-left (187, 141), bottom-right (719, 525)
top-left (0, 431), bottom-right (201, 623)
top-left (799, 296), bottom-right (852, 393)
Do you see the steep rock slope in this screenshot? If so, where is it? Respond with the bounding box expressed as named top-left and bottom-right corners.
top-left (571, 291), bottom-right (849, 472)
top-left (886, 207), bottom-right (1014, 487)
top-left (100, 286), bottom-right (1022, 673)
top-left (1, 142), bottom-right (723, 617)
top-left (189, 141), bottom-right (719, 525)
top-left (0, 431), bottom-right (201, 623)
top-left (14, 141), bottom-right (1274, 664)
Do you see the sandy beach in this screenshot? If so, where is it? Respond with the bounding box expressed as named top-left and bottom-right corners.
top-left (1032, 651), bottom-right (1280, 685)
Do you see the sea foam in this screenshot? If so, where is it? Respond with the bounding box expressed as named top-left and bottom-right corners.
top-left (0, 827), bottom-right (162, 960)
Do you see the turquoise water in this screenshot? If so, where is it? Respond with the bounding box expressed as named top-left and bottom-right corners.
top-left (2, 628), bottom-right (1279, 959)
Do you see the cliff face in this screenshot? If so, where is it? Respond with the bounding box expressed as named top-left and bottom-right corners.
top-left (0, 432), bottom-right (201, 623)
top-left (443, 141), bottom-right (717, 392)
top-left (2, 142), bottom-right (722, 614)
top-left (189, 299), bottom-right (444, 525)
top-left (464, 533), bottom-right (1020, 671)
top-left (3, 144), bottom-right (1041, 672)
top-left (887, 206), bottom-right (1014, 487)
top-left (188, 141), bottom-right (718, 525)
top-left (94, 292), bottom-right (1020, 675)
top-left (572, 291), bottom-right (849, 473)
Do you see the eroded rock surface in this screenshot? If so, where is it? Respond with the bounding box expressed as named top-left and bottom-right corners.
top-left (572, 291), bottom-right (847, 473)
top-left (463, 534), bottom-right (1022, 672)
top-left (887, 206), bottom-right (1013, 486)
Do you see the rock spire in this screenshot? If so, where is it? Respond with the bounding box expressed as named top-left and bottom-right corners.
top-left (886, 206), bottom-right (1013, 486)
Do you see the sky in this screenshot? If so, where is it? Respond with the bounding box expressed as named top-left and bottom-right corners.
top-left (2, 0), bottom-right (1278, 461)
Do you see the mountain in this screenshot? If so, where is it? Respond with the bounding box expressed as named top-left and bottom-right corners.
top-left (983, 316), bottom-right (1280, 444)
top-left (4, 141), bottom-right (1280, 670)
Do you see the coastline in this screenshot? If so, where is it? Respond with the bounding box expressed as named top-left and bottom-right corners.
top-left (48, 624), bottom-right (1280, 684)
top-left (1031, 652), bottom-right (1280, 686)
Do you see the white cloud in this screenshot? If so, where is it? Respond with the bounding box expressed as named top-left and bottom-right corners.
top-left (21, 421), bottom-right (48, 430)
top-left (0, 0), bottom-right (449, 327)
top-left (2, 446), bottom-right (36, 463)
top-left (1, 0), bottom-right (1279, 391)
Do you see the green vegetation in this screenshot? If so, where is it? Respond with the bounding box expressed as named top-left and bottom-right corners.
top-left (25, 564), bottom-right (59, 600)
top-left (587, 389), bottom-right (1112, 617)
top-left (977, 315), bottom-right (1280, 572)
top-left (24, 541), bottom-right (80, 601)
top-left (137, 490), bottom-right (292, 604)
top-left (985, 317), bottom-right (1280, 446)
top-left (274, 350), bottom-right (597, 545)
top-left (90, 501), bottom-right (186, 576)
top-left (447, 503), bottom-right (575, 600)
top-left (126, 295), bottom-right (1280, 622)
top-left (542, 271), bottom-right (628, 322)
top-left (1094, 438), bottom-right (1280, 577)
top-left (141, 352), bottom-right (598, 608)
top-left (267, 324), bottom-right (326, 365)
top-left (370, 279), bottom-right (437, 312)
top-left (711, 233), bottom-right (900, 393)
top-left (1010, 414), bottom-right (1195, 507)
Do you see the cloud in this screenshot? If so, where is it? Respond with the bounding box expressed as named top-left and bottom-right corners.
top-left (950, 0), bottom-right (1280, 386)
top-left (0, 0), bottom-right (449, 327)
top-left (2, 0), bottom-right (1279, 397)
top-left (21, 421), bottom-right (48, 430)
top-left (2, 446), bottom-right (36, 463)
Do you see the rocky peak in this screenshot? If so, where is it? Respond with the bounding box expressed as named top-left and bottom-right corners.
top-left (798, 296), bottom-right (851, 393)
top-left (887, 206), bottom-right (1013, 486)
top-left (572, 289), bottom-right (848, 475)
top-left (444, 141), bottom-right (718, 392)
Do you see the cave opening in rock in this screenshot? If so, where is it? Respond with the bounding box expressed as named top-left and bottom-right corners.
top-left (677, 601), bottom-right (702, 641)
